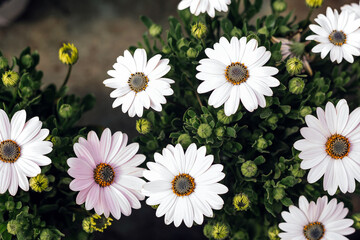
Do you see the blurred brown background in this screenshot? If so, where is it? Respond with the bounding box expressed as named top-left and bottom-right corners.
top-left (0, 0), bottom-right (358, 239)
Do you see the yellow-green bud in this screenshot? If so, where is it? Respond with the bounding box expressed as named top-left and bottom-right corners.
top-left (232, 230), bottom-right (249, 240)
top-left (272, 0), bottom-right (287, 12)
top-left (273, 187), bottom-right (286, 200)
top-left (162, 46), bottom-right (172, 54)
top-left (50, 136), bottom-right (62, 147)
top-left (241, 161), bottom-right (257, 177)
top-left (5, 201), bottom-right (15, 211)
top-left (233, 193), bottom-right (250, 211)
top-left (187, 48), bottom-right (199, 58)
top-left (39, 229), bottom-right (52, 240)
top-left (267, 115), bottom-right (279, 125)
top-left (30, 174), bottom-right (49, 193)
top-left (305, 0), bottom-right (323, 8)
top-left (286, 57), bottom-right (303, 76)
top-left (217, 109), bottom-right (233, 124)
top-left (211, 223), bottom-right (229, 240)
top-left (191, 22), bottom-right (207, 39)
top-left (7, 220), bottom-right (19, 235)
top-left (247, 32), bottom-right (261, 42)
top-left (177, 134), bottom-right (192, 149)
top-left (149, 24), bottom-right (163, 37)
top-left (0, 56), bottom-right (8, 69)
top-left (197, 123), bottom-right (212, 138)
top-left (82, 217), bottom-right (94, 233)
top-left (256, 137), bottom-right (268, 150)
top-left (268, 225), bottom-right (281, 240)
top-left (230, 27), bottom-right (242, 37)
top-left (314, 92), bottom-right (326, 105)
top-left (289, 77), bottom-right (305, 95)
top-left (300, 106), bottom-right (312, 117)
top-left (136, 118), bottom-right (152, 134)
top-left (2, 71), bottom-right (19, 87)
top-left (21, 54), bottom-right (33, 68)
top-left (59, 104), bottom-right (73, 118)
top-left (215, 127), bottom-right (225, 138)
top-left (352, 213), bottom-right (360, 230)
top-left (59, 43), bottom-right (79, 65)
top-left (203, 223), bottom-right (213, 239)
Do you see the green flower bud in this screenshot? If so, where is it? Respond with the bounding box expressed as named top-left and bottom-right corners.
top-left (59, 43), bottom-right (79, 65)
top-left (300, 106), bottom-right (312, 117)
top-left (187, 48), bottom-right (199, 58)
top-left (268, 225), bottom-right (280, 240)
top-left (136, 118), bottom-right (152, 135)
top-left (279, 25), bottom-right (290, 35)
top-left (203, 223), bottom-right (213, 239)
top-left (305, 0), bottom-right (323, 8)
top-left (0, 56), bottom-right (9, 69)
top-left (230, 27), bottom-right (242, 37)
top-left (5, 201), bottom-right (15, 211)
top-left (82, 217), bottom-right (94, 233)
top-left (215, 127), bottom-right (225, 138)
top-left (30, 174), bottom-right (49, 193)
top-left (59, 104), bottom-right (73, 118)
top-left (352, 213), bottom-right (360, 230)
top-left (272, 51), bottom-right (282, 62)
top-left (197, 123), bottom-right (212, 138)
top-left (288, 77), bottom-right (305, 95)
top-left (177, 38), bottom-right (188, 50)
top-left (290, 42), bottom-right (306, 57)
top-left (241, 161), bottom-right (257, 177)
top-left (232, 229), bottom-right (249, 240)
top-left (177, 134), bottom-right (192, 149)
top-left (247, 32), bottom-right (261, 42)
top-left (212, 223), bottom-right (229, 240)
top-left (162, 46), bottom-right (172, 54)
top-left (149, 24), bottom-right (162, 37)
top-left (217, 109), bottom-right (233, 124)
top-left (21, 54), bottom-right (33, 68)
top-left (50, 136), bottom-right (62, 147)
top-left (273, 187), bottom-right (286, 200)
top-left (2, 71), bottom-right (20, 87)
top-left (7, 220), bottom-right (19, 235)
top-left (286, 57), bottom-right (303, 75)
top-left (40, 229), bottom-right (52, 240)
top-left (233, 193), bottom-right (250, 211)
top-left (267, 115), bottom-right (279, 125)
top-left (191, 22), bottom-right (207, 39)
top-left (20, 86), bottom-right (33, 98)
top-left (256, 137), bottom-right (268, 150)
top-left (272, 0), bottom-right (287, 12)
top-left (314, 92), bottom-right (326, 105)
top-left (290, 163), bottom-right (306, 178)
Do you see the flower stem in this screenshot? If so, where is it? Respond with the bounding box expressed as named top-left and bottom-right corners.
top-left (185, 77), bottom-right (203, 108)
top-left (61, 64), bottom-right (73, 88)
top-left (306, 9), bottom-right (314, 23)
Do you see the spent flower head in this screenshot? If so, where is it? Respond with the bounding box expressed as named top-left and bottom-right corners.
top-left (59, 43), bottom-right (78, 65)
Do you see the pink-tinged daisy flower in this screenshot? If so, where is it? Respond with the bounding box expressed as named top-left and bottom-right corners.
top-left (279, 195), bottom-right (355, 240)
top-left (294, 99), bottom-right (360, 195)
top-left (67, 129), bottom-right (146, 219)
top-left (142, 143), bottom-right (228, 228)
top-left (0, 109), bottom-right (52, 196)
top-left (341, 1), bottom-right (360, 19)
top-left (104, 48), bottom-right (174, 117)
top-left (196, 36), bottom-right (280, 115)
top-left (178, 0), bottom-right (231, 18)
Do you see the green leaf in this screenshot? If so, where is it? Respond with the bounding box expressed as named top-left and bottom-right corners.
top-left (254, 155), bottom-right (265, 165)
top-left (226, 127), bottom-right (236, 138)
top-left (281, 197), bottom-right (293, 207)
top-left (140, 16), bottom-right (153, 28)
top-left (280, 176), bottom-right (297, 187)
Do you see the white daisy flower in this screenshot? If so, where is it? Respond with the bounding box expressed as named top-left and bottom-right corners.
top-left (178, 0), bottom-right (231, 18)
top-left (196, 36), bottom-right (280, 115)
top-left (104, 48), bottom-right (174, 117)
top-left (67, 129), bottom-right (146, 219)
top-left (294, 99), bottom-right (360, 195)
top-left (142, 143), bottom-right (228, 227)
top-left (279, 195), bottom-right (355, 240)
top-left (306, 7), bottom-right (360, 63)
top-left (341, 1), bottom-right (360, 19)
top-left (0, 109), bottom-right (52, 196)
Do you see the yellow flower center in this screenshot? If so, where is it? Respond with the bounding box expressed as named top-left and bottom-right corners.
top-left (225, 62), bottom-right (249, 85)
top-left (0, 140), bottom-right (21, 163)
top-left (325, 134), bottom-right (350, 159)
top-left (328, 30), bottom-right (346, 46)
top-left (128, 72), bottom-right (149, 93)
top-left (93, 163), bottom-right (115, 187)
top-left (303, 222), bottom-right (325, 240)
top-left (171, 173), bottom-right (195, 197)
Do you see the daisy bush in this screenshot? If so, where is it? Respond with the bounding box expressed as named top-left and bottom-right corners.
top-left (2, 0), bottom-right (360, 240)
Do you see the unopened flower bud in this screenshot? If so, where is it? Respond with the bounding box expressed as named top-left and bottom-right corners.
top-left (217, 109), bottom-right (233, 124)
top-left (314, 92), bottom-right (326, 105)
top-left (256, 137), bottom-right (268, 150)
top-left (212, 223), bottom-right (229, 240)
top-left (30, 174), bottom-right (49, 193)
top-left (5, 201), bottom-right (15, 211)
top-left (21, 54), bottom-right (33, 68)
top-left (136, 119), bottom-right (152, 135)
top-left (273, 187), bottom-right (286, 200)
top-left (82, 217), bottom-right (94, 233)
top-left (289, 77), bottom-right (305, 95)
top-left (162, 46), bottom-right (172, 54)
top-left (268, 115), bottom-right (279, 125)
top-left (233, 193), bottom-right (250, 211)
top-left (197, 124), bottom-right (212, 138)
top-left (2, 71), bottom-right (19, 87)
top-left (203, 223), bottom-right (213, 239)
top-left (177, 134), bottom-right (192, 148)
top-left (241, 160), bottom-right (257, 177)
top-left (59, 104), bottom-right (73, 118)
top-left (7, 220), bottom-right (19, 235)
top-left (272, 0), bottom-right (287, 12)
top-left (0, 56), bottom-right (8, 69)
top-left (191, 22), bottom-right (207, 39)
top-left (39, 229), bottom-right (52, 240)
top-left (286, 57), bottom-right (303, 76)
top-left (232, 229), bottom-right (249, 240)
top-left (149, 24), bottom-right (162, 37)
top-left (300, 106), bottom-right (312, 117)
top-left (59, 43), bottom-right (78, 65)
top-left (231, 27), bottom-right (242, 37)
top-left (268, 225), bottom-right (281, 240)
top-left (305, 0), bottom-right (323, 8)
top-left (352, 213), bottom-right (360, 230)
top-left (187, 48), bottom-right (198, 58)
top-left (215, 127), bottom-right (225, 138)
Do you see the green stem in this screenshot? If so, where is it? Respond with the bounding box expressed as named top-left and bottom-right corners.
top-left (61, 64), bottom-right (73, 89)
top-left (185, 77), bottom-right (203, 108)
top-left (306, 9), bottom-right (314, 23)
